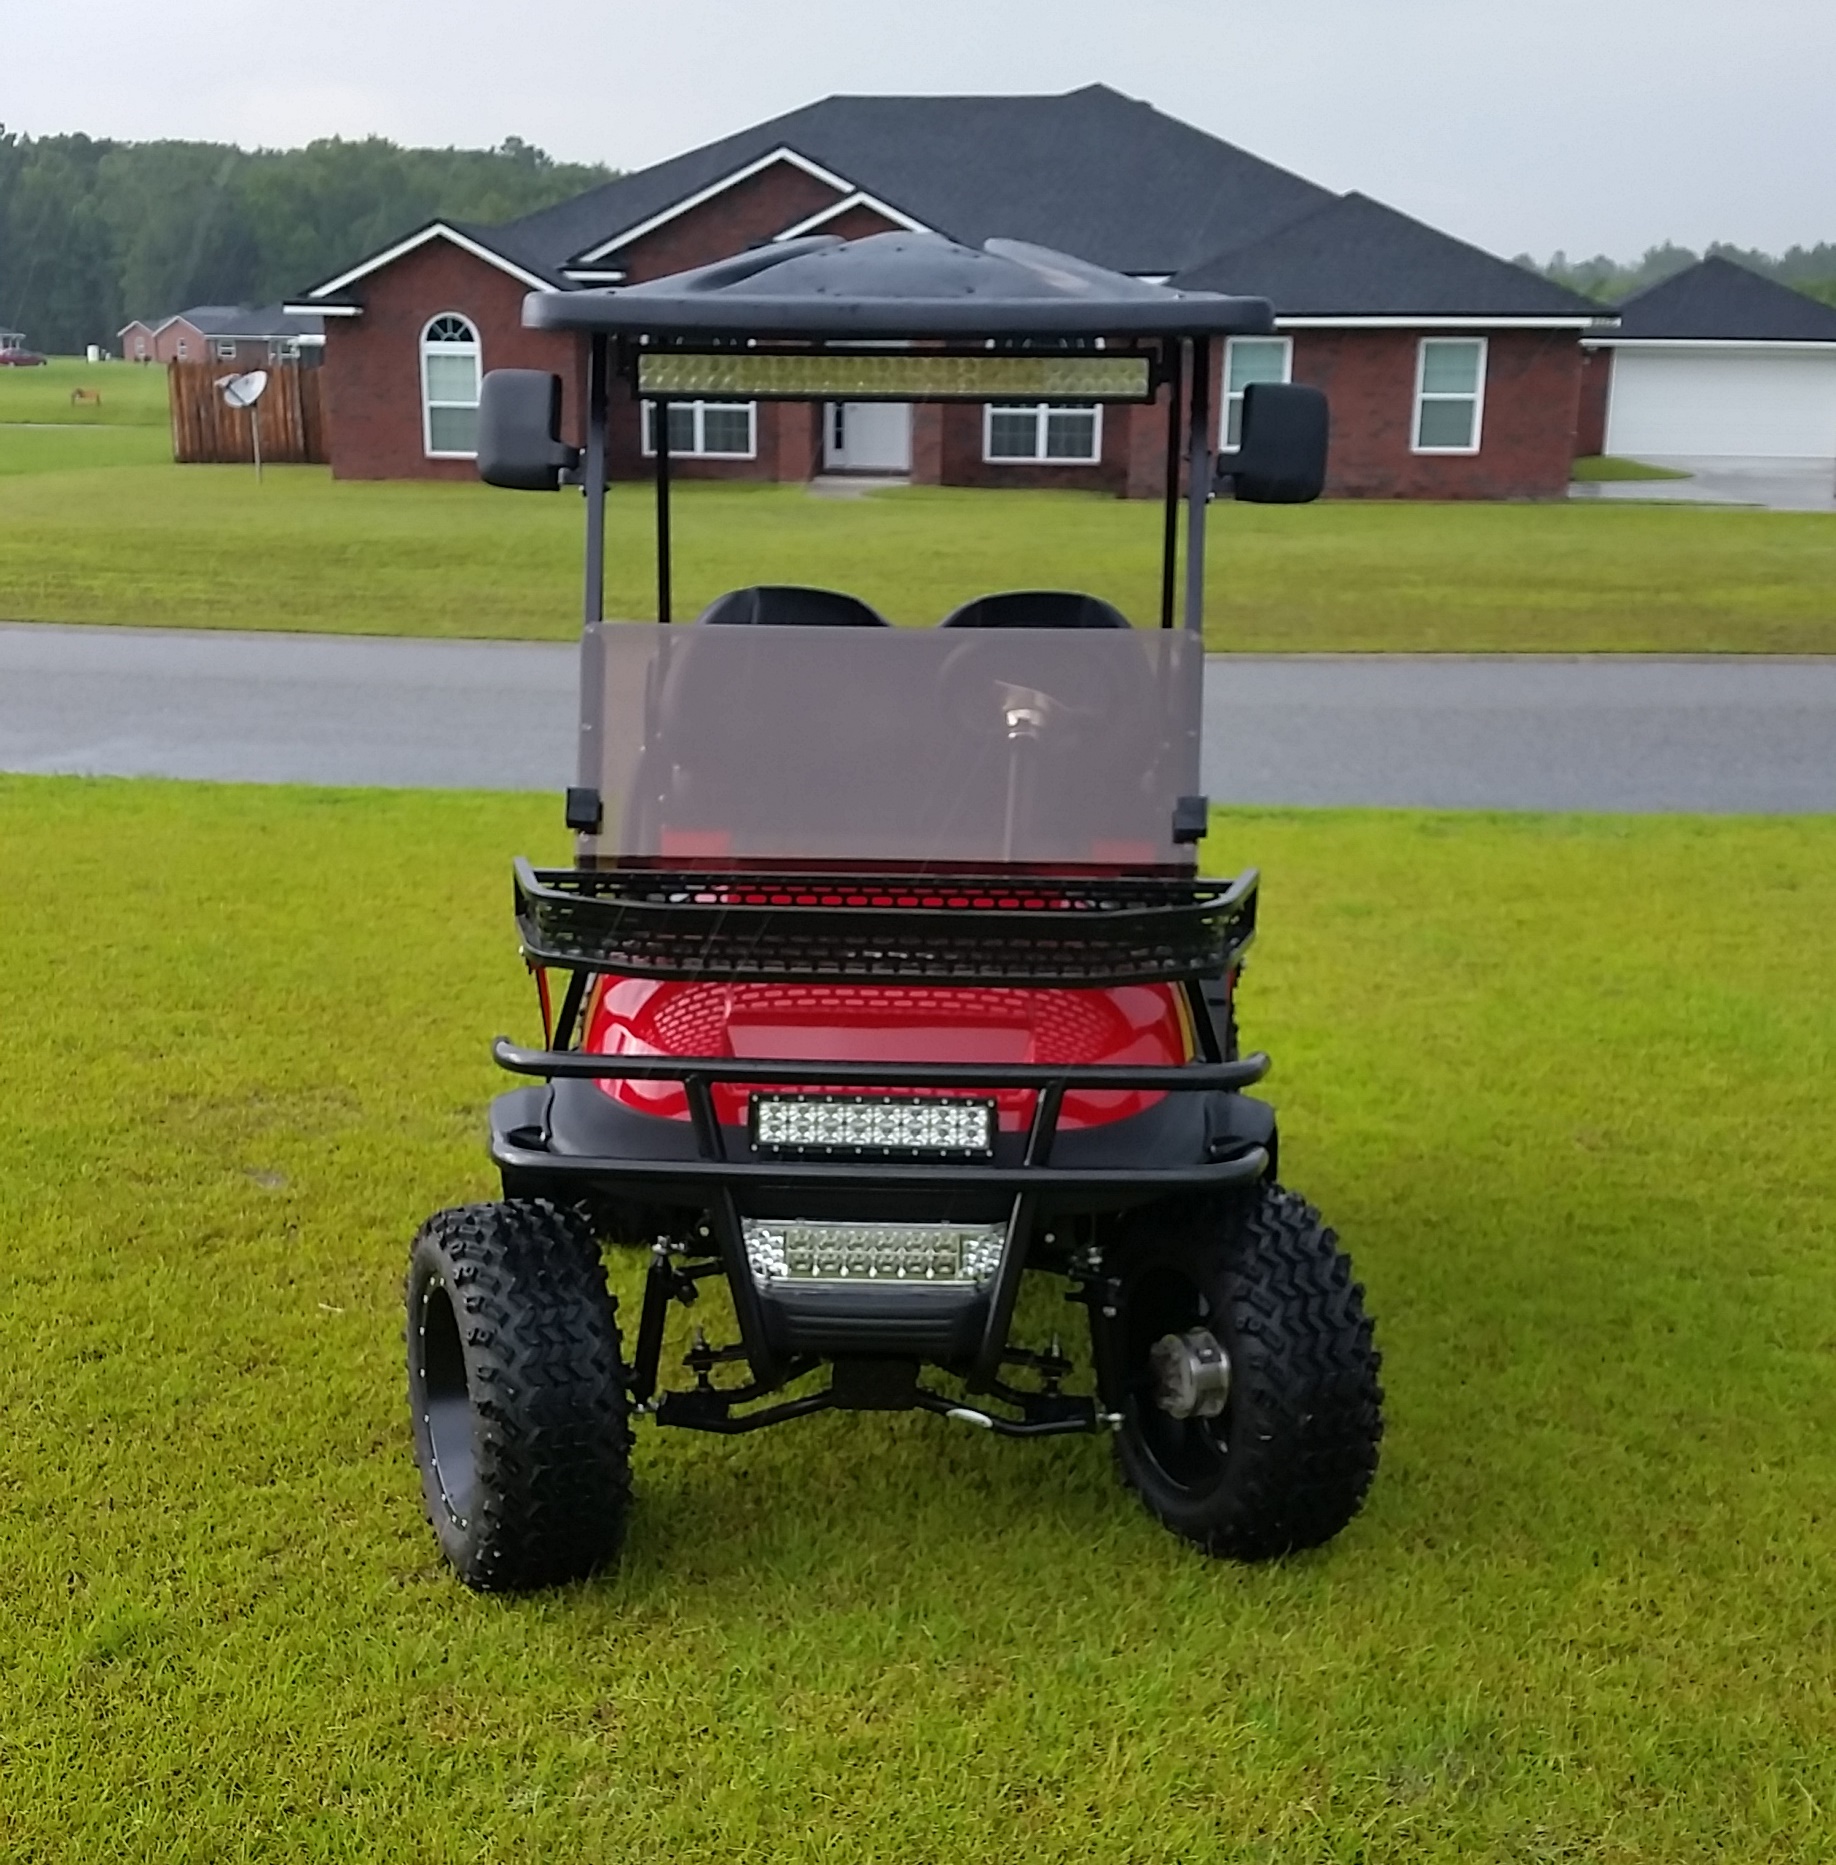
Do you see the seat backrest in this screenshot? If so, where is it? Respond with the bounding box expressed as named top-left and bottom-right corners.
top-left (693, 585), bottom-right (890, 628)
top-left (937, 589), bottom-right (1131, 630)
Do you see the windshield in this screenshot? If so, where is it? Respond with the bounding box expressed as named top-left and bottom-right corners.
top-left (577, 620), bottom-right (1202, 871)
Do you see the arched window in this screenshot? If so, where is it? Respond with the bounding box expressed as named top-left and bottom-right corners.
top-left (421, 313), bottom-right (481, 457)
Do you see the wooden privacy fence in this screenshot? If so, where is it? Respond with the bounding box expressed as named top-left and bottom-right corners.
top-left (168, 361), bottom-right (327, 464)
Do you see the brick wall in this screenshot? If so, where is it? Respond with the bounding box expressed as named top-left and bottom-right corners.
top-left (321, 237), bottom-right (581, 481)
top-left (1575, 346), bottom-right (1612, 458)
top-left (1292, 327), bottom-right (1583, 499)
top-left (613, 161), bottom-right (853, 282)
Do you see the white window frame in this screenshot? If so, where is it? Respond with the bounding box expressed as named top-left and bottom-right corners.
top-left (211, 337), bottom-right (237, 361)
top-left (640, 400), bottom-right (758, 461)
top-left (175, 337), bottom-right (189, 360)
top-left (1412, 336), bottom-right (1488, 456)
top-left (421, 312), bottom-right (482, 460)
top-left (1219, 335), bottom-right (1294, 451)
top-left (981, 402), bottom-right (1104, 465)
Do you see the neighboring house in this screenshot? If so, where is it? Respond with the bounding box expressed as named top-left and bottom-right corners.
top-left (117, 305), bottom-right (326, 367)
top-left (1578, 258), bottom-right (1836, 460)
top-left (286, 85), bottom-right (1608, 497)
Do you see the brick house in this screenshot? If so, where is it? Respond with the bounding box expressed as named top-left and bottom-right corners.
top-left (117, 304), bottom-right (325, 367)
top-left (288, 86), bottom-right (1608, 498)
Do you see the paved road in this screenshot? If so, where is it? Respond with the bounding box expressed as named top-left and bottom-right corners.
top-left (2, 622), bottom-right (1833, 812)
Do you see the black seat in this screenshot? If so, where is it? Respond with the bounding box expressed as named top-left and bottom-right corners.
top-left (937, 589), bottom-right (1131, 630)
top-left (693, 584), bottom-right (890, 627)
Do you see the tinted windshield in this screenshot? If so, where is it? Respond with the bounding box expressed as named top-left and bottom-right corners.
top-left (577, 620), bottom-right (1202, 870)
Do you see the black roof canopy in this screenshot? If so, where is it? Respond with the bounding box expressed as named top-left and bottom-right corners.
top-left (522, 233), bottom-right (1275, 339)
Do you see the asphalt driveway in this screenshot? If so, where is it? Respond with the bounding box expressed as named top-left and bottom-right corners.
top-left (1, 622), bottom-right (1833, 813)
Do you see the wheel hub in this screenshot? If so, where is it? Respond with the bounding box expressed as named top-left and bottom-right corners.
top-left (1148, 1327), bottom-right (1231, 1419)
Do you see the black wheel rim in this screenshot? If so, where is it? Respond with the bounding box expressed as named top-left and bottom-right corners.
top-left (1125, 1263), bottom-right (1232, 1492)
top-left (415, 1275), bottom-right (477, 1528)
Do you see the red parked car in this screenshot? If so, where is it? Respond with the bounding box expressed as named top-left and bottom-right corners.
top-left (0, 347), bottom-right (48, 366)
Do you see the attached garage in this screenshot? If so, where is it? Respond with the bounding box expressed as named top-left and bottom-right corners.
top-left (1606, 344), bottom-right (1836, 458)
top-left (1592, 257), bottom-right (1836, 461)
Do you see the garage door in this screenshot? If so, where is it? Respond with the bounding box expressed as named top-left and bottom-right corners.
top-left (1605, 346), bottom-right (1836, 457)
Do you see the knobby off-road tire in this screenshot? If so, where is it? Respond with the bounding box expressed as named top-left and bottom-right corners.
top-left (406, 1200), bottom-right (632, 1592)
top-left (1108, 1185), bottom-right (1382, 1560)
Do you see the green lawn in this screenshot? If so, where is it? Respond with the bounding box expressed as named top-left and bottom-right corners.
top-left (0, 459), bottom-right (1832, 651)
top-left (1, 778), bottom-right (1832, 1861)
top-left (1571, 455), bottom-right (1694, 483)
top-left (0, 355), bottom-right (173, 426)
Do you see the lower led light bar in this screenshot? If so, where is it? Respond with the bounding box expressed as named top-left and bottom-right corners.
top-left (751, 1093), bottom-right (996, 1159)
top-left (743, 1219), bottom-right (1006, 1285)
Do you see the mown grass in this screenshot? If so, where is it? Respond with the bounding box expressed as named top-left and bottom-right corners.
top-left (0, 777), bottom-right (1832, 1862)
top-left (1570, 455), bottom-right (1694, 483)
top-left (0, 461), bottom-right (1833, 651)
top-left (0, 356), bottom-right (172, 426)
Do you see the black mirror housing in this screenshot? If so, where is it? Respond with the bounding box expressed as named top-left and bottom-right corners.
top-left (477, 370), bottom-right (581, 491)
top-left (1218, 381), bottom-right (1329, 504)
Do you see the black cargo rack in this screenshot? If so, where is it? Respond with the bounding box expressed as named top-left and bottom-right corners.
top-left (513, 858), bottom-right (1257, 988)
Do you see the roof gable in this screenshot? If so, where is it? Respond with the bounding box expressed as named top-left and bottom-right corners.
top-left (1611, 256), bottom-right (1836, 342)
top-left (506, 86), bottom-right (1337, 279)
top-left (1171, 192), bottom-right (1605, 322)
top-left (294, 220), bottom-right (561, 305)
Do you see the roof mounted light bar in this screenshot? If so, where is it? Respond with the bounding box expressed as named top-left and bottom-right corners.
top-left (634, 349), bottom-right (1156, 402)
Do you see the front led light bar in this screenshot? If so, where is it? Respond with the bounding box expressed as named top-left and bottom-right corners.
top-left (752, 1094), bottom-right (996, 1159)
top-left (743, 1219), bottom-right (1006, 1284)
top-left (636, 350), bottom-right (1153, 403)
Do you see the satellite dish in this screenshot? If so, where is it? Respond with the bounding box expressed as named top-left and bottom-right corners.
top-left (219, 370), bottom-right (268, 409)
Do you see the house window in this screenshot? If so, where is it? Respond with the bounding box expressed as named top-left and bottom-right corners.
top-left (270, 337), bottom-right (300, 363)
top-left (1221, 336), bottom-right (1293, 449)
top-left (983, 403), bottom-right (1102, 464)
top-left (176, 338), bottom-right (189, 360)
top-left (1413, 338), bottom-right (1487, 453)
top-left (421, 313), bottom-right (482, 457)
top-left (134, 337), bottom-right (147, 359)
top-left (641, 401), bottom-right (757, 459)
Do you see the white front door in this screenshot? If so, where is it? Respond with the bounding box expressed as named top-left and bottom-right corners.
top-left (824, 402), bottom-right (912, 472)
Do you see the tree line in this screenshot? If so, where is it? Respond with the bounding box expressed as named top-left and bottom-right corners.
top-left (0, 130), bottom-right (615, 353)
top-left (1516, 240), bottom-right (1836, 307)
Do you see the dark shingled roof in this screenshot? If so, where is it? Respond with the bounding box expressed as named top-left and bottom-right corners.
top-left (170, 303), bottom-right (324, 338)
top-left (506, 85), bottom-right (1336, 278)
top-left (1168, 193), bottom-right (1602, 320)
top-left (1609, 256), bottom-right (1836, 343)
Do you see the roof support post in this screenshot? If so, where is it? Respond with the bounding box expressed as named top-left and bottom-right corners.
top-left (577, 333), bottom-right (611, 803)
top-left (1159, 337), bottom-right (1183, 630)
top-left (1182, 337), bottom-right (1213, 635)
top-left (654, 393), bottom-right (674, 625)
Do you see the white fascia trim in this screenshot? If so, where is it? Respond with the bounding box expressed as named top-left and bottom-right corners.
top-left (304, 223), bottom-right (551, 300)
top-left (284, 302), bottom-right (361, 317)
top-left (561, 269), bottom-right (628, 284)
top-left (771, 190), bottom-right (931, 241)
top-left (1277, 314), bottom-right (1609, 331)
top-left (573, 147), bottom-right (863, 263)
top-left (1583, 336), bottom-right (1836, 353)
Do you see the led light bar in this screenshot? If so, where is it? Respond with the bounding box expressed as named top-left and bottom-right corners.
top-left (751, 1094), bottom-right (996, 1159)
top-left (743, 1220), bottom-right (1006, 1284)
top-left (636, 351), bottom-right (1153, 403)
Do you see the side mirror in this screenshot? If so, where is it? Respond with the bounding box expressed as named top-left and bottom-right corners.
top-left (477, 369), bottom-right (580, 490)
top-left (1218, 381), bottom-right (1328, 504)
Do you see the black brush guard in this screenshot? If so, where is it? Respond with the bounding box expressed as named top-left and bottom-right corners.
top-left (495, 861), bottom-right (1268, 1432)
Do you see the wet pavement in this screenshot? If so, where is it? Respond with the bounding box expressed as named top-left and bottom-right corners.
top-left (3, 623), bottom-right (1833, 813)
top-left (1570, 455), bottom-right (1836, 512)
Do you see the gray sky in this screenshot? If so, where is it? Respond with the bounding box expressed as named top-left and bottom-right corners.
top-left (9, 0), bottom-right (1833, 260)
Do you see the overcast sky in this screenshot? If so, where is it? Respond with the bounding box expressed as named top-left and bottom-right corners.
top-left (8, 0), bottom-right (1832, 260)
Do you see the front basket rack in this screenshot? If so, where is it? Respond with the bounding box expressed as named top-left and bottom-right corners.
top-left (513, 859), bottom-right (1257, 987)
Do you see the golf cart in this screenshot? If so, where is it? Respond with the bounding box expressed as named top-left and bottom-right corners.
top-left (407, 233), bottom-right (1381, 1592)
